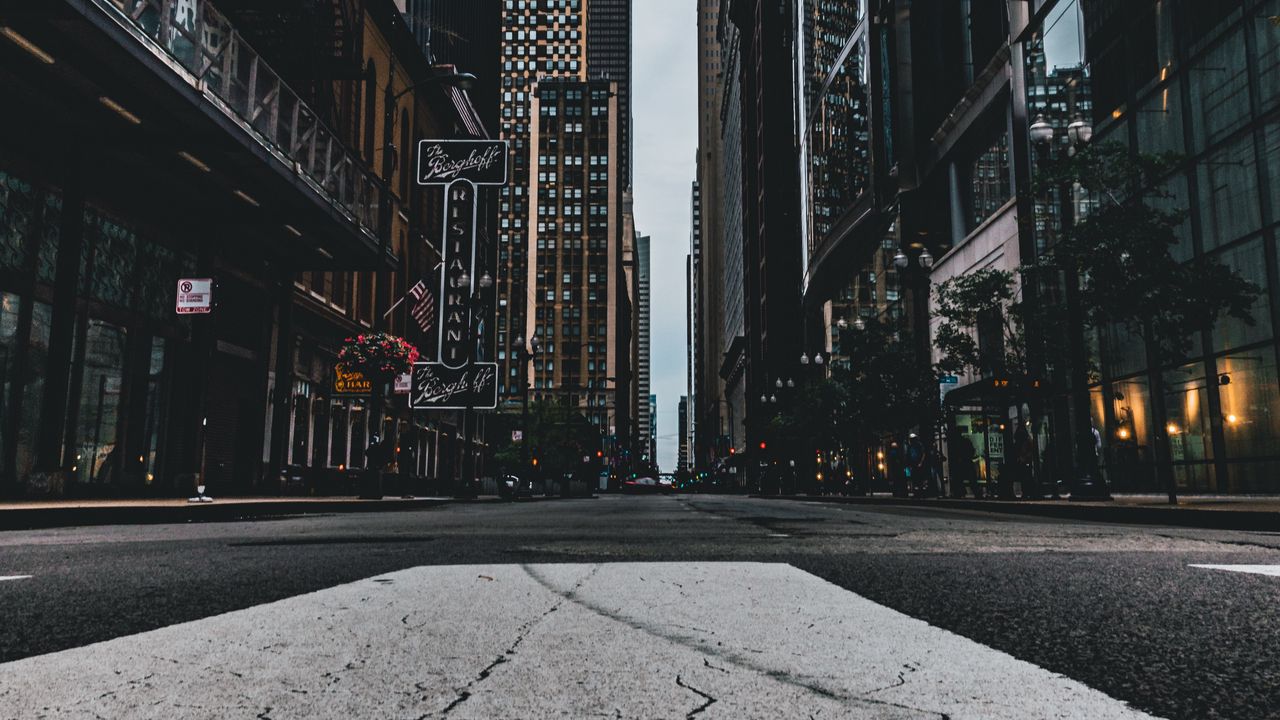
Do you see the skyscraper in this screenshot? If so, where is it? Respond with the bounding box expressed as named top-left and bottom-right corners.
top-left (692, 0), bottom-right (725, 476)
top-left (525, 78), bottom-right (621, 431)
top-left (495, 0), bottom-right (632, 445)
top-left (587, 0), bottom-right (633, 187)
top-left (636, 233), bottom-right (651, 459)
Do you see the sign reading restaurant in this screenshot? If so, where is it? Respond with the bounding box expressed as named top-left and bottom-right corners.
top-left (411, 138), bottom-right (508, 410)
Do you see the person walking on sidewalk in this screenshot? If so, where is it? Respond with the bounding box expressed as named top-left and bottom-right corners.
top-left (905, 433), bottom-right (927, 497)
top-left (949, 434), bottom-right (977, 498)
top-left (1014, 427), bottom-right (1042, 500)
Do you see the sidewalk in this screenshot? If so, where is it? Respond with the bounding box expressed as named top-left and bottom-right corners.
top-left (754, 493), bottom-right (1280, 532)
top-left (0, 495), bottom-right (506, 532)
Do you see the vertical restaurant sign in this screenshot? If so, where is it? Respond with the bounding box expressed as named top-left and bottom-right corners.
top-left (413, 139), bottom-right (508, 410)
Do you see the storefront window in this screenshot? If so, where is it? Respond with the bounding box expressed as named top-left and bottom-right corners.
top-left (142, 338), bottom-right (167, 484)
top-left (1218, 352), bottom-right (1280, 460)
top-left (1164, 363), bottom-right (1213, 475)
top-left (1188, 28), bottom-right (1249, 153)
top-left (1136, 78), bottom-right (1183, 156)
top-left (311, 397), bottom-right (330, 468)
top-left (0, 171), bottom-right (36, 272)
top-left (1256, 1), bottom-right (1280, 114)
top-left (14, 301), bottom-right (51, 480)
top-left (1196, 136), bottom-right (1261, 250)
top-left (1107, 376), bottom-right (1155, 492)
top-left (1212, 239), bottom-right (1272, 352)
top-left (74, 320), bottom-right (126, 484)
top-left (0, 293), bottom-right (20, 474)
top-left (350, 403), bottom-right (368, 469)
top-left (1264, 121), bottom-right (1280, 222)
top-left (290, 381), bottom-right (310, 465)
top-left (330, 401), bottom-right (350, 467)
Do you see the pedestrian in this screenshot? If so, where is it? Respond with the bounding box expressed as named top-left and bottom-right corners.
top-left (398, 437), bottom-right (417, 498)
top-left (364, 435), bottom-right (386, 471)
top-left (886, 440), bottom-right (907, 498)
top-left (927, 445), bottom-right (945, 498)
top-left (1014, 427), bottom-right (1041, 500)
top-left (905, 433), bottom-right (926, 497)
top-left (948, 434), bottom-right (976, 498)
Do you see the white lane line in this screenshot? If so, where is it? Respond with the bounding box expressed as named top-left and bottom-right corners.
top-left (0, 575), bottom-right (32, 582)
top-left (1190, 564), bottom-right (1280, 577)
top-left (0, 563), bottom-right (1159, 719)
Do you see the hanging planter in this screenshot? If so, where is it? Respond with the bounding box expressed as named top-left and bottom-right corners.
top-left (337, 333), bottom-right (420, 385)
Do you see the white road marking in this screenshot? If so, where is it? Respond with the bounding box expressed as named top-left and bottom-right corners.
top-left (0, 575), bottom-right (32, 582)
top-left (1190, 564), bottom-right (1280, 577)
top-left (0, 563), bottom-right (1159, 719)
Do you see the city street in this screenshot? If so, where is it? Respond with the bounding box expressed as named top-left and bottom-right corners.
top-left (3, 496), bottom-right (1280, 718)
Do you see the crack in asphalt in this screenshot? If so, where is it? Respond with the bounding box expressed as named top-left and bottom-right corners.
top-left (520, 564), bottom-right (952, 719)
top-left (675, 674), bottom-right (717, 718)
top-left (438, 566), bottom-right (602, 715)
top-left (865, 662), bottom-right (918, 695)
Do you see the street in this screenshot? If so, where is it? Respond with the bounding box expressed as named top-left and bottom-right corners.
top-left (3, 496), bottom-right (1280, 718)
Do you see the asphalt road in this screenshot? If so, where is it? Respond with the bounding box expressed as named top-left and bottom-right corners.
top-left (2, 495), bottom-right (1279, 718)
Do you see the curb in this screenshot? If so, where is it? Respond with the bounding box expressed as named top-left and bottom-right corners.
top-left (751, 495), bottom-right (1280, 532)
top-left (0, 497), bottom-right (466, 532)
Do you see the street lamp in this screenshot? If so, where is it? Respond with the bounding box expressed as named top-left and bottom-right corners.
top-left (892, 249), bottom-right (909, 270)
top-left (853, 317), bottom-right (866, 331)
top-left (1067, 113), bottom-right (1093, 146)
top-left (515, 334), bottom-right (541, 485)
top-left (1032, 109), bottom-right (1108, 500)
top-left (918, 248), bottom-right (935, 271)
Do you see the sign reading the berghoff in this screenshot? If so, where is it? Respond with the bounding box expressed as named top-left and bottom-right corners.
top-left (416, 140), bottom-right (508, 186)
top-left (412, 138), bottom-right (507, 410)
top-left (410, 363), bottom-right (498, 410)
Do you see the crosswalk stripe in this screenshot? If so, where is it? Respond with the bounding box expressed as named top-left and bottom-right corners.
top-left (1, 563), bottom-right (1158, 719)
top-left (0, 575), bottom-right (32, 582)
top-left (1190, 564), bottom-right (1280, 577)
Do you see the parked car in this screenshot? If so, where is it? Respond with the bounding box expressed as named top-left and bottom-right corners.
top-left (499, 474), bottom-right (538, 499)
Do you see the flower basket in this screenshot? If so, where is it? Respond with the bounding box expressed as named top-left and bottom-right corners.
top-left (337, 333), bottom-right (420, 385)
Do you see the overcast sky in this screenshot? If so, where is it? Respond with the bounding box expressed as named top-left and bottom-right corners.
top-left (633, 0), bottom-right (696, 471)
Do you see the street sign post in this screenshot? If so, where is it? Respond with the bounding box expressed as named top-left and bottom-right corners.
top-left (175, 278), bottom-right (213, 314)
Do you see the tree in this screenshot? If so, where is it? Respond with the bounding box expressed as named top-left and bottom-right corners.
top-left (1037, 143), bottom-right (1262, 500)
top-left (487, 400), bottom-right (600, 483)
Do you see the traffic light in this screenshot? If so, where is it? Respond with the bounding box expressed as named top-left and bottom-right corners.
top-left (532, 458), bottom-right (539, 467)
top-left (759, 441), bottom-right (767, 451)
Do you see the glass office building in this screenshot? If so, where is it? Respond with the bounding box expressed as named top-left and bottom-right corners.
top-left (1025, 0), bottom-right (1280, 492)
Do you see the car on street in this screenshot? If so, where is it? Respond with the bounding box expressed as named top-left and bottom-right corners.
top-left (498, 474), bottom-right (538, 499)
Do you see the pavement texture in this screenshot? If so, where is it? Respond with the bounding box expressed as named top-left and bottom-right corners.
top-left (2, 563), bottom-right (1156, 719)
top-left (3, 495), bottom-right (1280, 719)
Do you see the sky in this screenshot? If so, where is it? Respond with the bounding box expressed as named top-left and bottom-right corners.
top-left (633, 0), bottom-right (696, 472)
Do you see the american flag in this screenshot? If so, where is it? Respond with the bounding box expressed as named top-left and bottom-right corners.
top-left (408, 280), bottom-right (435, 333)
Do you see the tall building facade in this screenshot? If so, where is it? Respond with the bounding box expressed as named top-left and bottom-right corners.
top-left (691, 0), bottom-right (726, 474)
top-left (586, 0), bottom-right (633, 187)
top-left (636, 233), bottom-right (651, 461)
top-left (496, 0), bottom-right (633, 456)
top-left (687, 180), bottom-right (702, 468)
top-left (0, 0), bottom-right (484, 498)
top-left (525, 79), bottom-right (621, 432)
top-left (677, 396), bottom-right (690, 472)
top-left (729, 0), bottom-right (804, 475)
top-left (717, 0), bottom-right (747, 470)
top-left (647, 393), bottom-right (658, 464)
